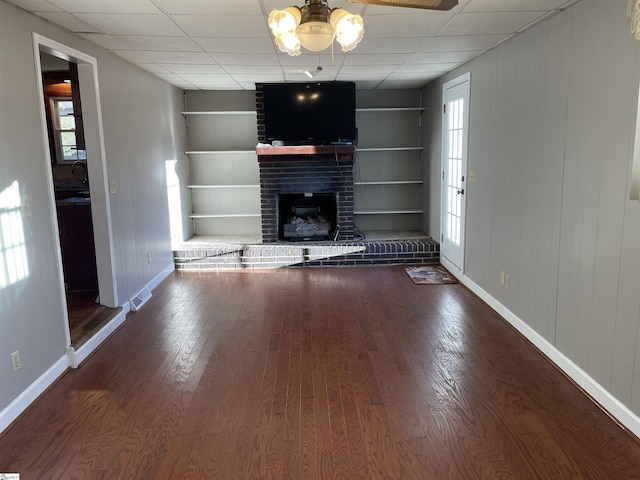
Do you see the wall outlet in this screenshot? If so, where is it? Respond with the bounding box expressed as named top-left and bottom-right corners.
top-left (500, 271), bottom-right (505, 286)
top-left (109, 179), bottom-right (117, 194)
top-left (505, 274), bottom-right (511, 289)
top-left (10, 350), bottom-right (21, 372)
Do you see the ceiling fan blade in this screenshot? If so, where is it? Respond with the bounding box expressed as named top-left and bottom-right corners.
top-left (347, 0), bottom-right (458, 11)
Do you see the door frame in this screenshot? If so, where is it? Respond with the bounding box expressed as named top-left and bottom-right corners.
top-left (33, 34), bottom-right (119, 355)
top-left (440, 72), bottom-right (471, 278)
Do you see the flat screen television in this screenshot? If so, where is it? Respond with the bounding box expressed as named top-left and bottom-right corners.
top-left (261, 81), bottom-right (356, 146)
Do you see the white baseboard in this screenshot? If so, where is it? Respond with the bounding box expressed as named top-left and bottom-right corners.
top-left (0, 355), bottom-right (68, 433)
top-left (0, 262), bottom-right (175, 434)
top-left (462, 274), bottom-right (640, 440)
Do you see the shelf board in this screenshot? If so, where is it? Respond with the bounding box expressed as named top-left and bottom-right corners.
top-left (357, 147), bottom-right (423, 152)
top-left (354, 181), bottom-right (423, 186)
top-left (356, 107), bottom-right (424, 112)
top-left (181, 111), bottom-right (256, 115)
top-left (354, 209), bottom-right (423, 215)
top-left (185, 150), bottom-right (256, 155)
top-left (187, 184), bottom-right (259, 189)
top-left (189, 213), bottom-right (261, 219)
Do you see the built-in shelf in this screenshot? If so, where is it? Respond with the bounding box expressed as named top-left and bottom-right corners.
top-left (187, 184), bottom-right (259, 189)
top-left (185, 150), bottom-right (256, 155)
top-left (189, 213), bottom-right (261, 219)
top-left (354, 209), bottom-right (423, 215)
top-left (181, 111), bottom-right (256, 115)
top-left (354, 181), bottom-right (423, 186)
top-left (356, 107), bottom-right (425, 112)
top-left (357, 147), bottom-right (423, 152)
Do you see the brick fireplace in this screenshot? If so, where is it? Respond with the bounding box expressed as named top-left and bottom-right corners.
top-left (257, 145), bottom-right (355, 243)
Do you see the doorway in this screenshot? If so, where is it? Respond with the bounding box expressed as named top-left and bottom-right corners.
top-left (441, 73), bottom-right (470, 276)
top-left (33, 35), bottom-right (120, 358)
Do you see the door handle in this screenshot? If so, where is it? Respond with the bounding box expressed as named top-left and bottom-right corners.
top-left (457, 189), bottom-right (464, 195)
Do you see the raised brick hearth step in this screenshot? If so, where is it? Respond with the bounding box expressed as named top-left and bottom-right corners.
top-left (173, 238), bottom-right (439, 270)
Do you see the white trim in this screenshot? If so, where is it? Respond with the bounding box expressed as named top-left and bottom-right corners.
top-left (0, 264), bottom-right (174, 433)
top-left (69, 308), bottom-right (128, 367)
top-left (0, 356), bottom-right (68, 433)
top-left (461, 273), bottom-right (640, 441)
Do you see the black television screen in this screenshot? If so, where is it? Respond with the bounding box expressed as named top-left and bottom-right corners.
top-left (261, 82), bottom-right (356, 145)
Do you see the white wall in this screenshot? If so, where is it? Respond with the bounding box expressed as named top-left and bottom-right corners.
top-left (0, 1), bottom-right (188, 418)
top-left (422, 0), bottom-right (640, 418)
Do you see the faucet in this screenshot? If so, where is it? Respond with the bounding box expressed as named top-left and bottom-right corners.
top-left (71, 161), bottom-right (88, 185)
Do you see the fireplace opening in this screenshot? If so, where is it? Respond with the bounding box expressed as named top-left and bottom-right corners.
top-left (277, 193), bottom-right (337, 242)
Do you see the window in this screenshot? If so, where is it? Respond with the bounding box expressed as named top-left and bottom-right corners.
top-left (51, 97), bottom-right (86, 163)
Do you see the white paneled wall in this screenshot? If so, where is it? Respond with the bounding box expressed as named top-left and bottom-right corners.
top-left (0, 0), bottom-right (187, 424)
top-left (423, 0), bottom-right (640, 418)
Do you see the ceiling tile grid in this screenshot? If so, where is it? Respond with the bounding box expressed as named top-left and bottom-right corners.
top-left (5, 0), bottom-right (581, 89)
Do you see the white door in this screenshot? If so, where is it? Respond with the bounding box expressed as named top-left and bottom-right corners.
top-left (441, 73), bottom-right (470, 273)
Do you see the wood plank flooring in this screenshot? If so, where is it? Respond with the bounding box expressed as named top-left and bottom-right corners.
top-left (1, 266), bottom-right (640, 479)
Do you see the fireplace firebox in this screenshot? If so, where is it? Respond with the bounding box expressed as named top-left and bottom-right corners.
top-left (278, 193), bottom-right (337, 241)
top-left (256, 145), bottom-right (355, 243)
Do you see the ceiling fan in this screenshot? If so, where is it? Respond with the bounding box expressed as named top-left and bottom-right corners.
top-left (346, 0), bottom-right (458, 11)
top-left (268, 0), bottom-right (458, 56)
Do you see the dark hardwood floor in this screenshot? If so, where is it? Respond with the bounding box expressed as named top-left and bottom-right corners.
top-left (1, 266), bottom-right (640, 479)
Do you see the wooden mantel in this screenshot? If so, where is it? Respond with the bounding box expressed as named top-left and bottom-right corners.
top-left (256, 145), bottom-right (356, 162)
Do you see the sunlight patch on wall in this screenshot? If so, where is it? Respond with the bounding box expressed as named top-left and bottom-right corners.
top-left (165, 160), bottom-right (184, 249)
top-left (0, 181), bottom-right (30, 288)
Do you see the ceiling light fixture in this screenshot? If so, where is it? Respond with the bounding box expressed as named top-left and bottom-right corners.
top-left (268, 0), bottom-right (364, 56)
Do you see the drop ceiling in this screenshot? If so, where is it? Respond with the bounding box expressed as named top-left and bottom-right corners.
top-left (6, 0), bottom-right (580, 90)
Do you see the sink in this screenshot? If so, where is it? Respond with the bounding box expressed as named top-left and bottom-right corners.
top-left (55, 190), bottom-right (90, 200)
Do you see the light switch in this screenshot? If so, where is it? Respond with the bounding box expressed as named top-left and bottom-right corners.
top-left (468, 170), bottom-right (476, 182)
top-left (21, 196), bottom-right (31, 218)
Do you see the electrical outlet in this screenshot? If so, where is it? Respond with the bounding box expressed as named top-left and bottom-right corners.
top-left (147, 252), bottom-right (152, 264)
top-left (500, 271), bottom-right (505, 286)
top-left (109, 179), bottom-right (117, 194)
top-left (11, 350), bottom-right (21, 372)
top-left (21, 195), bottom-right (31, 218)
top-left (505, 274), bottom-right (511, 289)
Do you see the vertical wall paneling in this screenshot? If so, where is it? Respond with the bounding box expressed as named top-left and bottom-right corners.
top-left (421, 0), bottom-right (640, 420)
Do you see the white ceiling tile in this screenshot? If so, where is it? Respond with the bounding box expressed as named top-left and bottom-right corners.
top-left (36, 12), bottom-right (101, 32)
top-left (195, 38), bottom-right (276, 54)
top-left (177, 73), bottom-right (236, 82)
top-left (223, 65), bottom-right (283, 74)
top-left (75, 13), bottom-right (185, 35)
top-left (419, 33), bottom-right (508, 52)
top-left (407, 50), bottom-right (477, 64)
top-left (137, 63), bottom-right (171, 74)
top-left (210, 53), bottom-right (280, 66)
top-left (354, 37), bottom-right (427, 54)
top-left (462, 0), bottom-right (569, 12)
top-left (78, 33), bottom-right (130, 49)
top-left (161, 64), bottom-right (225, 74)
top-left (232, 74), bottom-right (285, 82)
top-left (111, 50), bottom-right (157, 63)
top-left (113, 36), bottom-right (202, 52)
top-left (363, 4), bottom-right (461, 15)
top-left (339, 65), bottom-right (397, 74)
top-left (343, 54), bottom-right (411, 65)
top-left (440, 11), bottom-right (546, 35)
top-left (144, 51), bottom-right (216, 64)
top-left (4, 0), bottom-right (61, 12)
top-left (155, 73), bottom-right (184, 82)
top-left (363, 14), bottom-right (451, 38)
top-left (48, 0), bottom-right (162, 14)
top-left (170, 81), bottom-right (197, 89)
top-left (394, 63), bottom-right (456, 73)
top-left (171, 15), bottom-right (269, 38)
top-left (153, 0), bottom-right (262, 15)
top-left (192, 82), bottom-right (244, 89)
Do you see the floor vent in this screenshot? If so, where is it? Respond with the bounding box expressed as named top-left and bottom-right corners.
top-left (130, 287), bottom-right (151, 312)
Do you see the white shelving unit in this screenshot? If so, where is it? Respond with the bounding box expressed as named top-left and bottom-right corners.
top-left (182, 92), bottom-right (261, 236)
top-left (354, 99), bottom-right (424, 232)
